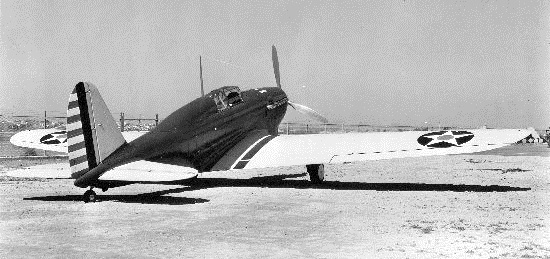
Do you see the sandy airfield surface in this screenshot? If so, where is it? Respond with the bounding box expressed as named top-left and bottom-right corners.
top-left (0, 145), bottom-right (549, 258)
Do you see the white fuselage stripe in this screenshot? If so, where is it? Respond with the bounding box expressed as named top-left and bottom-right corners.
top-left (68, 93), bottom-right (78, 102)
top-left (66, 121), bottom-right (82, 132)
top-left (67, 134), bottom-right (85, 146)
top-left (69, 147), bottom-right (87, 158)
top-left (67, 107), bottom-right (80, 117)
top-left (230, 135), bottom-right (270, 169)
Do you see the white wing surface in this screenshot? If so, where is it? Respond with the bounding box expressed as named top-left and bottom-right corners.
top-left (231, 129), bottom-right (530, 170)
top-left (9, 128), bottom-right (68, 153)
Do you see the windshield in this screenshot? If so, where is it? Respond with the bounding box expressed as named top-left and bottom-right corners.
top-left (211, 86), bottom-right (243, 111)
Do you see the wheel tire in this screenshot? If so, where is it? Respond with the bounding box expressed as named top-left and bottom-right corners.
top-left (83, 190), bottom-right (97, 203)
top-left (306, 164), bottom-right (325, 183)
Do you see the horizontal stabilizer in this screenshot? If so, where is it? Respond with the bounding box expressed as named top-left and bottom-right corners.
top-left (5, 163), bottom-right (72, 179)
top-left (6, 161), bottom-right (197, 183)
top-left (98, 160), bottom-right (198, 182)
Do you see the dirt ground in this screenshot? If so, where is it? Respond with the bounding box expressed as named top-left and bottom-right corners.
top-left (1, 145), bottom-right (549, 258)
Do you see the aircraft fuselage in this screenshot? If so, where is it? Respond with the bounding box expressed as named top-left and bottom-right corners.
top-left (75, 86), bottom-right (287, 187)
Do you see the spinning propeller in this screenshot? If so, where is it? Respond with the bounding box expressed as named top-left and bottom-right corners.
top-left (271, 45), bottom-right (329, 123)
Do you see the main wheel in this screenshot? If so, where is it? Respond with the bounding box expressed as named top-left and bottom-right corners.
top-left (83, 189), bottom-right (97, 203)
top-left (306, 164), bottom-right (325, 183)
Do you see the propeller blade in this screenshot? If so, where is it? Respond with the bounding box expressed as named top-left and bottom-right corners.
top-left (272, 45), bottom-right (282, 88)
top-left (271, 45), bottom-right (327, 123)
top-left (288, 101), bottom-right (329, 123)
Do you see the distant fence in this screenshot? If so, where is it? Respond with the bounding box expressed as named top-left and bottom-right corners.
top-left (0, 111), bottom-right (160, 132)
top-left (276, 122), bottom-right (454, 135)
top-left (2, 111), bottom-right (439, 133)
top-left (2, 111), bottom-right (549, 143)
top-left (118, 112), bottom-right (159, 132)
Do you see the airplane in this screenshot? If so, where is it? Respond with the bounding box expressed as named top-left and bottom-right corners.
top-left (9, 46), bottom-right (530, 202)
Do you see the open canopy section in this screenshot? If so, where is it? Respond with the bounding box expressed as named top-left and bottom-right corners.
top-left (209, 86), bottom-right (243, 111)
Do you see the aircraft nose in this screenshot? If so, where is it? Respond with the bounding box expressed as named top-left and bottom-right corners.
top-left (271, 87), bottom-right (287, 100)
top-left (265, 88), bottom-right (288, 110)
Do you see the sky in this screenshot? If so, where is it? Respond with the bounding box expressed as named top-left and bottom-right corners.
top-left (1, 0), bottom-right (549, 129)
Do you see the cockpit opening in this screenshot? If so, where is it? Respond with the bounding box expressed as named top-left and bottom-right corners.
top-left (210, 86), bottom-right (243, 111)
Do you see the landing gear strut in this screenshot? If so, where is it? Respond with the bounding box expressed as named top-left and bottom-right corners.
top-left (83, 188), bottom-right (97, 203)
top-left (306, 164), bottom-right (325, 183)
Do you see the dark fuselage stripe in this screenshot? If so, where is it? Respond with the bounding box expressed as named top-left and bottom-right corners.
top-left (241, 136), bottom-right (275, 160)
top-left (67, 114), bottom-right (81, 124)
top-left (68, 141), bottom-right (86, 153)
top-left (68, 100), bottom-right (79, 110)
top-left (75, 83), bottom-right (98, 169)
top-left (233, 135), bottom-right (275, 169)
top-left (67, 128), bottom-right (83, 139)
top-left (234, 161), bottom-right (248, 169)
top-left (69, 155), bottom-right (88, 166)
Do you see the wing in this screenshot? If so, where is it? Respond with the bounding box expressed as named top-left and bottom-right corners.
top-left (10, 129), bottom-right (145, 154)
top-left (213, 129), bottom-right (530, 171)
top-left (6, 160), bottom-right (197, 182)
top-left (9, 128), bottom-right (68, 153)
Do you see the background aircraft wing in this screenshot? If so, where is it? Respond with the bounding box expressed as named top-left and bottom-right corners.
top-left (220, 129), bottom-right (530, 171)
top-left (9, 128), bottom-right (68, 153)
top-left (9, 129), bottom-right (145, 154)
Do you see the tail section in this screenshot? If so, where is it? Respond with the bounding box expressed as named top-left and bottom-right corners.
top-left (67, 82), bottom-right (126, 178)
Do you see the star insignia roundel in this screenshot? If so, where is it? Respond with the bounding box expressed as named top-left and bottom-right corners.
top-left (40, 131), bottom-right (68, 145)
top-left (417, 130), bottom-right (474, 148)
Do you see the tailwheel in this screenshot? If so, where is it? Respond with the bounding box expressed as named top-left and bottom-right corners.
top-left (83, 189), bottom-right (97, 203)
top-left (306, 164), bottom-right (325, 183)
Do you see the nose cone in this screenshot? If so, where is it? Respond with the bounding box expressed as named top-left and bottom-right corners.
top-left (264, 87), bottom-right (288, 109)
top-left (262, 87), bottom-right (288, 135)
top-left (267, 87), bottom-right (287, 102)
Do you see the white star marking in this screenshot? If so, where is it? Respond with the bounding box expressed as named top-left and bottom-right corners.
top-left (424, 131), bottom-right (473, 146)
top-left (49, 132), bottom-right (67, 143)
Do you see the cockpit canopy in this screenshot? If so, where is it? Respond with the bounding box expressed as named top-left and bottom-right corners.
top-left (209, 86), bottom-right (243, 111)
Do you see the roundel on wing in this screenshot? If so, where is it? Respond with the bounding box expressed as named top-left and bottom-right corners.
top-left (417, 130), bottom-right (474, 148)
top-left (40, 131), bottom-right (68, 145)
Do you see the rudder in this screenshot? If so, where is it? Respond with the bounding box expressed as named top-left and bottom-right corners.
top-left (67, 82), bottom-right (126, 179)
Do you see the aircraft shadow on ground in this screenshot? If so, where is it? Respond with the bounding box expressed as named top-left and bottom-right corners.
top-left (24, 190), bottom-right (209, 205)
top-left (179, 173), bottom-right (530, 192)
top-left (23, 173), bottom-right (529, 204)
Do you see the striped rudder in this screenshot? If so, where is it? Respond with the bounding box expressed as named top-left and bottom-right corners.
top-left (67, 82), bottom-right (126, 179)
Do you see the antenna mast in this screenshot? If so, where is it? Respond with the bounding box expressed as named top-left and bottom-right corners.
top-left (200, 56), bottom-right (204, 97)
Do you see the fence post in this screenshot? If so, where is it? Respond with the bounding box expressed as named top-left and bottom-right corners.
top-left (120, 112), bottom-right (125, 132)
top-left (324, 124), bottom-right (327, 132)
top-left (155, 114), bottom-right (159, 126)
top-left (286, 123), bottom-right (289, 135)
top-left (341, 123), bottom-right (344, 132)
top-left (306, 124), bottom-right (308, 133)
top-left (43, 110), bottom-right (48, 156)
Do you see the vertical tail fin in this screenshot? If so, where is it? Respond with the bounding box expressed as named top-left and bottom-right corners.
top-left (67, 82), bottom-right (126, 178)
